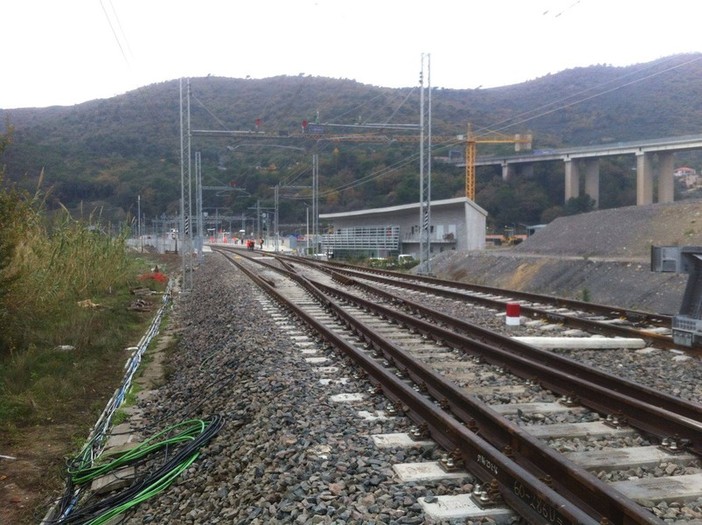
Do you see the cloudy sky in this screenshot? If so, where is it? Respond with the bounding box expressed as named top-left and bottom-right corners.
top-left (2, 0), bottom-right (701, 108)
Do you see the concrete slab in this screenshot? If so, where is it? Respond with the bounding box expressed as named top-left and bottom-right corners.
top-left (538, 324), bottom-right (565, 331)
top-left (404, 344), bottom-right (447, 353)
top-left (315, 366), bottom-right (340, 374)
top-left (90, 466), bottom-right (136, 495)
top-left (453, 372), bottom-right (507, 384)
top-left (611, 473), bottom-right (702, 503)
top-left (104, 424), bottom-right (136, 449)
top-left (393, 461), bottom-right (470, 482)
top-left (636, 347), bottom-right (660, 355)
top-left (357, 410), bottom-right (392, 421)
top-left (428, 361), bottom-right (476, 370)
top-left (387, 334), bottom-right (425, 342)
top-left (329, 393), bottom-right (365, 403)
top-left (371, 433), bottom-right (435, 449)
top-left (469, 385), bottom-right (528, 396)
top-left (319, 377), bottom-right (349, 386)
top-left (304, 357), bottom-right (330, 364)
top-left (513, 336), bottom-right (646, 349)
top-left (642, 327), bottom-right (671, 335)
top-left (562, 329), bottom-right (590, 336)
top-left (492, 402), bottom-right (585, 416)
top-left (408, 351), bottom-right (458, 359)
top-left (566, 446), bottom-right (697, 471)
top-left (419, 494), bottom-right (515, 523)
top-left (525, 421), bottom-right (637, 439)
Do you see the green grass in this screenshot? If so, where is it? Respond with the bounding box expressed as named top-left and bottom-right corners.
top-left (0, 180), bottom-right (166, 431)
top-left (0, 268), bottom-right (164, 429)
top-left (0, 133), bottom-right (182, 523)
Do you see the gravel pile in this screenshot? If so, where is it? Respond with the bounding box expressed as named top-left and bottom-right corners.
top-left (431, 199), bottom-right (702, 314)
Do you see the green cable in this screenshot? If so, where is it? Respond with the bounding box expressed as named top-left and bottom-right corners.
top-left (69, 419), bottom-right (206, 485)
top-left (86, 452), bottom-right (200, 525)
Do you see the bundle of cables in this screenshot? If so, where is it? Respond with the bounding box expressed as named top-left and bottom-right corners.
top-left (46, 415), bottom-right (224, 525)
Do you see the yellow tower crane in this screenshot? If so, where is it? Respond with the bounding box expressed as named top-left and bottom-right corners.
top-left (244, 121), bottom-right (531, 203)
top-left (464, 125), bottom-right (532, 201)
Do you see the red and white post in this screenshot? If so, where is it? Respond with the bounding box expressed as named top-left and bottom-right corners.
top-left (506, 302), bottom-right (521, 326)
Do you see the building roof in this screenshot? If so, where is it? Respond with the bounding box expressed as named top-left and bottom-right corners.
top-left (320, 197), bottom-right (487, 219)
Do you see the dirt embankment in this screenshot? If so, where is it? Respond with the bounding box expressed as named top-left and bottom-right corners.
top-left (432, 199), bottom-right (702, 314)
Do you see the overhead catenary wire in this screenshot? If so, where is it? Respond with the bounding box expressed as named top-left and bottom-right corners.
top-left (474, 53), bottom-right (702, 137)
top-left (320, 54), bottom-right (702, 197)
top-left (99, 0), bottom-right (132, 66)
top-left (185, 53), bottom-right (702, 201)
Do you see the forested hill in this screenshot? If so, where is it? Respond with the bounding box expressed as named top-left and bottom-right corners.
top-left (2, 53), bottom-right (702, 229)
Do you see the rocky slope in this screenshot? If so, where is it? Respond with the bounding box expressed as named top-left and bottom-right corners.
top-left (432, 199), bottom-right (702, 314)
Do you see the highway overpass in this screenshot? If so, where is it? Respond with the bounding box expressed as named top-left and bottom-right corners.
top-left (462, 133), bottom-right (702, 207)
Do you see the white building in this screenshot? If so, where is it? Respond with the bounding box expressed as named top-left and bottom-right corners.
top-left (674, 167), bottom-right (699, 189)
top-left (319, 197), bottom-right (486, 259)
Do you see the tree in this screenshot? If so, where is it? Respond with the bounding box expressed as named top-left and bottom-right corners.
top-left (563, 194), bottom-right (596, 215)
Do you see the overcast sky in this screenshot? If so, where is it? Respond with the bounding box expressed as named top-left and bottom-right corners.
top-left (3, 0), bottom-right (701, 109)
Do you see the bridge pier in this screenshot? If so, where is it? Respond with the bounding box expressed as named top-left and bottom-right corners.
top-left (502, 162), bottom-right (532, 181)
top-left (635, 151), bottom-right (674, 204)
top-left (501, 161), bottom-right (511, 180)
top-left (583, 159), bottom-right (600, 208)
top-left (474, 134), bottom-right (696, 208)
top-left (564, 159), bottom-right (580, 201)
top-left (658, 152), bottom-right (675, 203)
top-left (565, 159), bottom-right (600, 207)
top-left (636, 152), bottom-right (654, 205)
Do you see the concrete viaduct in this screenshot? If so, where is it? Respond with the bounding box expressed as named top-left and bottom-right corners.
top-left (468, 134), bottom-right (702, 207)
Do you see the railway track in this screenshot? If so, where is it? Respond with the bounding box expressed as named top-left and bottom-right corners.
top-left (273, 253), bottom-right (679, 350)
top-left (215, 247), bottom-right (702, 524)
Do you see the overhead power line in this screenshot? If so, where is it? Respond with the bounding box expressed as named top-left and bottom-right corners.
top-left (99, 0), bottom-right (132, 66)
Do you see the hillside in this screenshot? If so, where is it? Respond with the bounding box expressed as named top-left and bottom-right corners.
top-left (2, 53), bottom-right (702, 227)
top-left (433, 199), bottom-right (702, 314)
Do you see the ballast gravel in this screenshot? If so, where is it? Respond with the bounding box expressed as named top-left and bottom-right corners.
top-left (122, 253), bottom-right (702, 524)
top-left (123, 255), bottom-right (473, 524)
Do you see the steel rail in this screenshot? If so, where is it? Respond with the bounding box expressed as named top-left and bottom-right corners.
top-left (310, 280), bottom-right (666, 525)
top-left (310, 276), bottom-right (702, 454)
top-left (216, 249), bottom-right (701, 433)
top-left (218, 249), bottom-right (668, 524)
top-left (219, 251), bottom-right (603, 524)
top-left (218, 250), bottom-right (701, 430)
top-left (283, 255), bottom-right (673, 327)
top-left (284, 257), bottom-right (677, 349)
top-left (326, 271), bottom-right (702, 425)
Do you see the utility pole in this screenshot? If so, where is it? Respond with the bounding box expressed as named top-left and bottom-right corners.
top-left (274, 184), bottom-right (279, 252)
top-left (312, 153), bottom-right (319, 255)
top-left (418, 53), bottom-right (432, 275)
top-left (186, 79), bottom-right (193, 288)
top-left (179, 80), bottom-right (186, 272)
top-left (137, 194), bottom-right (141, 252)
top-left (256, 200), bottom-right (261, 240)
top-left (195, 151), bottom-right (204, 261)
